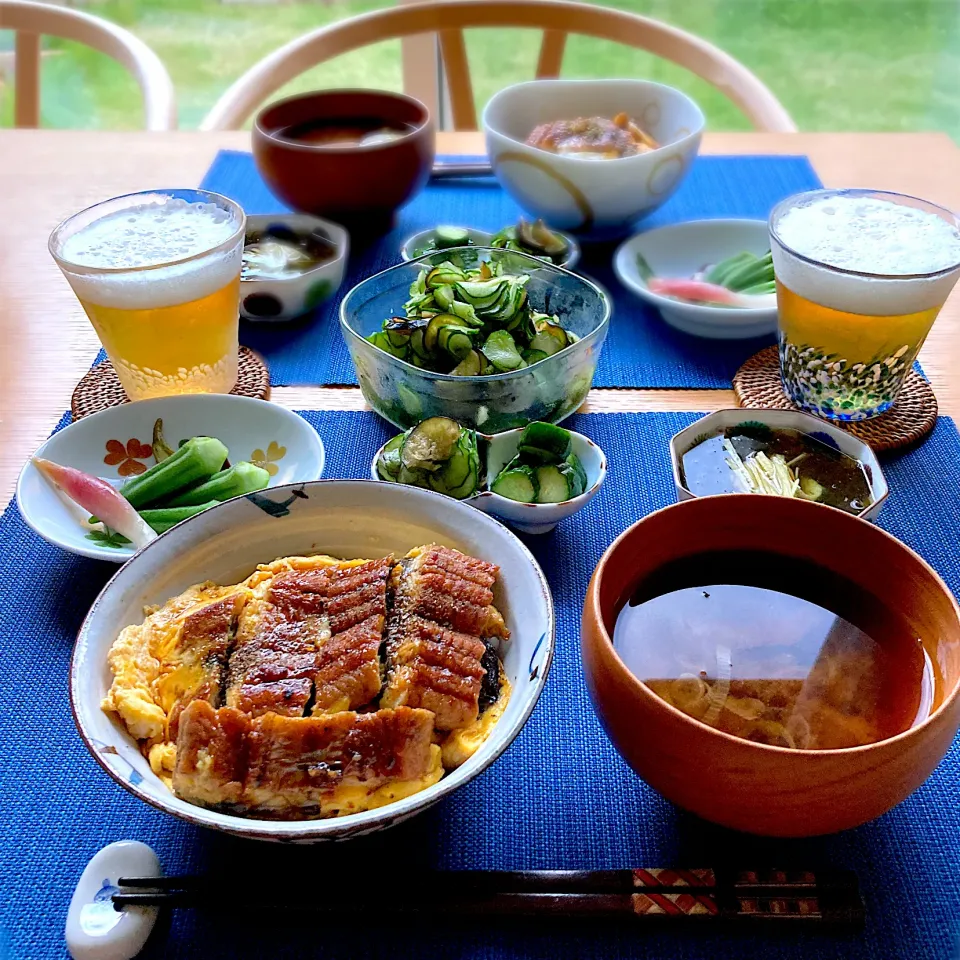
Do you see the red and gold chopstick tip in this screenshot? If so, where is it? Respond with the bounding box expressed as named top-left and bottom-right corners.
top-left (631, 868), bottom-right (719, 916)
top-left (633, 867), bottom-right (716, 888)
top-left (632, 892), bottom-right (720, 917)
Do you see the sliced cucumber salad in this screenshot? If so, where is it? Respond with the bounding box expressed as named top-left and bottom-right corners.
top-left (490, 422), bottom-right (587, 504)
top-left (376, 418), bottom-right (588, 505)
top-left (366, 259), bottom-right (579, 376)
top-left (409, 226), bottom-right (477, 258)
top-left (490, 218), bottom-right (570, 265)
top-left (376, 417), bottom-right (481, 500)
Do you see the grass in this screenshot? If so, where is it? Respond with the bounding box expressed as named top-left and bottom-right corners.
top-left (1, 0), bottom-right (959, 136)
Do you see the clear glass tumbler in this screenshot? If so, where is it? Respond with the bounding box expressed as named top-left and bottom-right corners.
top-left (770, 188), bottom-right (960, 420)
top-left (50, 188), bottom-right (245, 400)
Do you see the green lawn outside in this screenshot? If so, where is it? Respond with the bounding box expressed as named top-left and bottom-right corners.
top-left (1, 0), bottom-right (958, 136)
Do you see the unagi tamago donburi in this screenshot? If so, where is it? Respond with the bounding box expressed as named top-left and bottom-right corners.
top-left (102, 544), bottom-right (511, 820)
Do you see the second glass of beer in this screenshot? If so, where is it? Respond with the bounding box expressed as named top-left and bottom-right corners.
top-left (769, 188), bottom-right (960, 420)
top-left (49, 189), bottom-right (245, 400)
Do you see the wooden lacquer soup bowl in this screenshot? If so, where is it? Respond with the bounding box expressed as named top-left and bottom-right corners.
top-left (253, 90), bottom-right (434, 233)
top-left (581, 495), bottom-right (960, 837)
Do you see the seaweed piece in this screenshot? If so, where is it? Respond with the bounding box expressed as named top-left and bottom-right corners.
top-left (479, 642), bottom-right (501, 711)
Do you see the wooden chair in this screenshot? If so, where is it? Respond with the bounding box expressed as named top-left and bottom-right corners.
top-left (3, 0), bottom-right (176, 130)
top-left (201, 0), bottom-right (795, 133)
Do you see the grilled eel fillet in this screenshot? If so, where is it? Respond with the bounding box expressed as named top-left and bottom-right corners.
top-left (381, 545), bottom-right (508, 731)
top-left (225, 557), bottom-right (392, 718)
top-left (155, 593), bottom-right (246, 741)
top-left (101, 584), bottom-right (247, 744)
top-left (173, 700), bottom-right (440, 817)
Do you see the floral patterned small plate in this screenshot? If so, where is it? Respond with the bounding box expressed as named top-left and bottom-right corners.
top-left (17, 395), bottom-right (325, 562)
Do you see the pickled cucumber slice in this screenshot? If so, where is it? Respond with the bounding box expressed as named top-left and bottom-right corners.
top-left (491, 466), bottom-right (538, 503)
top-left (481, 330), bottom-right (523, 371)
top-left (435, 226), bottom-right (470, 248)
top-left (400, 417), bottom-right (462, 472)
top-left (377, 432), bottom-right (407, 481)
top-left (519, 422), bottom-right (572, 461)
top-left (534, 465), bottom-right (572, 503)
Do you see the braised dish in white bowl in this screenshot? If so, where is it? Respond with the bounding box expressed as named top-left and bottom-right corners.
top-left (483, 79), bottom-right (704, 236)
top-left (73, 480), bottom-right (554, 841)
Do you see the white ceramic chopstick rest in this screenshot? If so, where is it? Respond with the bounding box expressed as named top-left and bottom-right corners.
top-left (66, 841), bottom-right (161, 960)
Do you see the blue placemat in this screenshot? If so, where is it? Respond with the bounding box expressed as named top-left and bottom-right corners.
top-left (3, 410), bottom-right (960, 960)
top-left (200, 151), bottom-right (822, 389)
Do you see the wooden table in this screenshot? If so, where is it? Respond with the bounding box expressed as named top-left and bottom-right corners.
top-left (3, 129), bottom-right (959, 507)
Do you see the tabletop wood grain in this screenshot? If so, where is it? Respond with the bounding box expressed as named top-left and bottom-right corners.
top-left (2, 129), bottom-right (959, 507)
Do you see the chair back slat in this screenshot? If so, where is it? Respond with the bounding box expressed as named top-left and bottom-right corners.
top-left (438, 28), bottom-right (477, 130)
top-left (13, 30), bottom-right (41, 128)
top-left (5, 0), bottom-right (176, 130)
top-left (535, 29), bottom-right (567, 79)
top-left (202, 0), bottom-right (796, 133)
top-left (398, 0), bottom-right (442, 131)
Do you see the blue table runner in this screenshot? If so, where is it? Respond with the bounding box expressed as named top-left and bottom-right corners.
top-left (200, 151), bottom-right (822, 389)
top-left (2, 410), bottom-right (959, 960)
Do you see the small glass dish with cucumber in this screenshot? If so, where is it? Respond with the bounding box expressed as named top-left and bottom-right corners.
top-left (370, 417), bottom-right (606, 534)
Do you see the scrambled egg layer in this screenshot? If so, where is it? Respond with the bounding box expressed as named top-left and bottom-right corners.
top-left (442, 675), bottom-right (512, 769)
top-left (310, 744), bottom-right (444, 818)
top-left (101, 559), bottom-right (351, 743)
top-left (244, 553), bottom-right (370, 590)
top-left (102, 582), bottom-right (245, 741)
top-left (148, 742), bottom-right (177, 787)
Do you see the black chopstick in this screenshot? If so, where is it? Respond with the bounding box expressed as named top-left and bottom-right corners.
top-left (114, 868), bottom-right (864, 929)
top-left (430, 161), bottom-right (494, 180)
top-left (118, 867), bottom-right (858, 894)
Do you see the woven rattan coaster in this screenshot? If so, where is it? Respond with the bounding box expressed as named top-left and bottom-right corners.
top-left (733, 345), bottom-right (937, 453)
top-left (71, 346), bottom-right (271, 420)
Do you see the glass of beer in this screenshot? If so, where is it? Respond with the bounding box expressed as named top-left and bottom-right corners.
top-left (49, 189), bottom-right (245, 400)
top-left (769, 188), bottom-right (960, 420)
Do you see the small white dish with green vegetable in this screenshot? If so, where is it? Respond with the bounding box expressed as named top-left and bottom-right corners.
top-left (371, 418), bottom-right (606, 534)
top-left (16, 394), bottom-right (325, 562)
top-left (614, 219), bottom-right (779, 339)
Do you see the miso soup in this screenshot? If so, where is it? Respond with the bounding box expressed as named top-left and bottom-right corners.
top-left (274, 117), bottom-right (414, 148)
top-left (613, 550), bottom-right (937, 749)
top-left (681, 423), bottom-right (872, 514)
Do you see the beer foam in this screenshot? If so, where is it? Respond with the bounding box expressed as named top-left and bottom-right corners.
top-left (773, 195), bottom-right (960, 316)
top-left (58, 198), bottom-right (242, 309)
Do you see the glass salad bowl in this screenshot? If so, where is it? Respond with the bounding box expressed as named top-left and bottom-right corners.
top-left (340, 247), bottom-right (611, 432)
